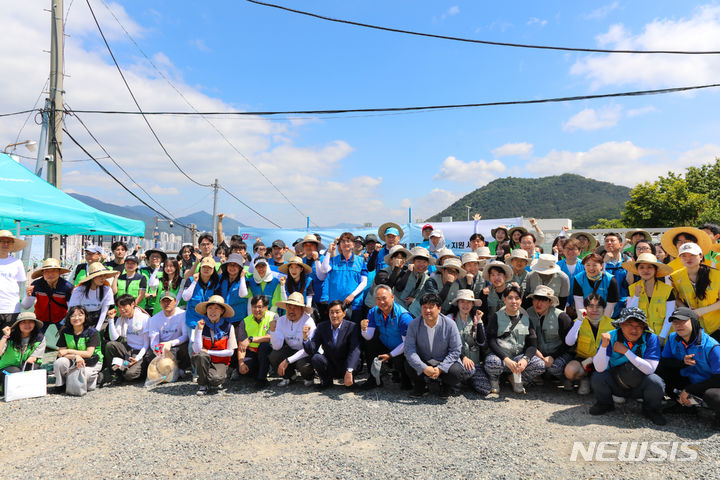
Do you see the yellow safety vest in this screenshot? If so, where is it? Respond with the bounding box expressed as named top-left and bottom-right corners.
top-left (628, 280), bottom-right (674, 342)
top-left (575, 315), bottom-right (614, 359)
top-left (671, 268), bottom-right (720, 335)
top-left (242, 311), bottom-right (274, 349)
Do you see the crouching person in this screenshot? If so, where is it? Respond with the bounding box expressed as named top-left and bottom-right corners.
top-left (235, 295), bottom-right (276, 389)
top-left (104, 294), bottom-right (150, 385)
top-left (405, 293), bottom-right (470, 398)
top-left (269, 292), bottom-right (317, 387)
top-left (0, 313), bottom-right (46, 393)
top-left (191, 295), bottom-right (237, 395)
top-left (303, 300), bottom-right (361, 389)
top-left (590, 307), bottom-right (667, 425)
top-left (526, 285), bottom-right (574, 383)
top-left (52, 306), bottom-right (103, 393)
top-left (148, 293), bottom-right (190, 373)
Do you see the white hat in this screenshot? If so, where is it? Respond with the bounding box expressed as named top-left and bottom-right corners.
top-left (678, 242), bottom-right (703, 256)
top-left (461, 252), bottom-right (480, 266)
top-left (482, 260), bottom-right (513, 282)
top-left (438, 257), bottom-right (466, 278)
top-left (407, 246), bottom-right (436, 265)
top-left (506, 249), bottom-right (530, 264)
top-left (451, 289), bottom-right (482, 306)
top-left (530, 254), bottom-right (561, 275)
top-left (383, 245), bottom-right (412, 267)
top-left (434, 247), bottom-right (457, 261)
top-left (526, 285), bottom-right (559, 307)
top-left (474, 246), bottom-right (495, 259)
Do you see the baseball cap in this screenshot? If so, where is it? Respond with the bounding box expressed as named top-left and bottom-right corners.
top-left (669, 307), bottom-right (698, 322)
top-left (678, 243), bottom-right (703, 256)
top-left (271, 239), bottom-right (286, 249)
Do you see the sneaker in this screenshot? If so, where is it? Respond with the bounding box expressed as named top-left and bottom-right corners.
top-left (512, 382), bottom-right (526, 394)
top-left (490, 379), bottom-right (500, 394)
top-left (278, 378), bottom-right (292, 387)
top-left (577, 378), bottom-right (591, 395)
top-left (643, 409), bottom-right (668, 426)
top-left (196, 386), bottom-right (208, 396)
top-left (304, 379), bottom-right (315, 387)
top-left (612, 395), bottom-right (626, 404)
top-left (562, 378), bottom-right (575, 391)
top-left (409, 386), bottom-right (429, 398)
top-left (589, 403), bottom-right (615, 415)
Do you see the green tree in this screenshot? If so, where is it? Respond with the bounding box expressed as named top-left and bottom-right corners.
top-left (622, 173), bottom-right (709, 227)
top-left (589, 218), bottom-right (625, 229)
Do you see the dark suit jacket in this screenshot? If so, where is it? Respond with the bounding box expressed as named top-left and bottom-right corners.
top-left (303, 320), bottom-right (361, 371)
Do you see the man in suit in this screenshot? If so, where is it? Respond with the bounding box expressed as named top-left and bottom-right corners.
top-left (404, 293), bottom-right (469, 398)
top-left (303, 300), bottom-right (361, 389)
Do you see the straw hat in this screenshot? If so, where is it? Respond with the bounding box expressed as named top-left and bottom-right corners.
top-left (77, 262), bottom-right (119, 285)
top-left (437, 257), bottom-right (466, 278)
top-left (194, 294), bottom-right (235, 318)
top-left (482, 260), bottom-right (513, 282)
top-left (661, 226), bottom-right (712, 257)
top-left (506, 249), bottom-right (530, 264)
top-left (621, 253), bottom-right (673, 278)
top-left (147, 351), bottom-right (177, 382)
top-left (461, 252), bottom-right (480, 266)
top-left (625, 229), bottom-right (652, 243)
top-left (526, 285), bottom-right (559, 306)
top-left (378, 222), bottom-right (404, 241)
top-left (144, 248), bottom-right (168, 263)
top-left (276, 291), bottom-right (313, 314)
top-left (11, 311), bottom-right (43, 331)
top-left (570, 232), bottom-right (598, 251)
top-left (407, 246), bottom-right (436, 265)
top-left (278, 255), bottom-right (312, 275)
top-left (0, 230), bottom-right (27, 252)
top-left (30, 258), bottom-right (71, 279)
top-left (298, 233), bottom-right (326, 251)
top-left (508, 226), bottom-right (528, 240)
top-left (434, 247), bottom-right (457, 262)
top-left (383, 245), bottom-right (412, 267)
top-left (530, 254), bottom-right (561, 275)
top-left (474, 246), bottom-right (495, 259)
top-left (451, 289), bottom-right (482, 306)
top-left (491, 226), bottom-right (509, 239)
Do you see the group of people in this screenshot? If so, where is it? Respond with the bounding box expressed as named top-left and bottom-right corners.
top-left (0, 221), bottom-right (719, 428)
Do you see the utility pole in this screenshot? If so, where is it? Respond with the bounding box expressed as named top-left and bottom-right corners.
top-left (211, 179), bottom-right (219, 238)
top-left (46, 0), bottom-right (64, 258)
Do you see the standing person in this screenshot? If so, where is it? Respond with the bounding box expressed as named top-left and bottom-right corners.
top-left (564, 294), bottom-right (615, 395)
top-left (459, 252), bottom-right (484, 299)
top-left (299, 233), bottom-right (328, 318)
top-left (105, 241), bottom-right (128, 273)
top-left (268, 292), bottom-right (317, 387)
top-left (149, 258), bottom-right (185, 314)
top-left (418, 224), bottom-right (433, 250)
top-left (624, 253), bottom-right (675, 343)
top-left (182, 256), bottom-right (221, 330)
top-left (148, 293), bottom-right (190, 372)
top-left (375, 222), bottom-right (404, 272)
top-left (518, 232), bottom-right (541, 264)
top-left (0, 312), bottom-right (46, 391)
top-left (216, 253), bottom-right (249, 325)
top-left (404, 293), bottom-right (470, 398)
top-left (0, 230), bottom-right (27, 329)
top-left (363, 234), bottom-right (380, 273)
top-left (104, 294), bottom-right (150, 385)
top-left (478, 261), bottom-right (513, 320)
top-left (670, 243), bottom-right (720, 341)
top-left (624, 229), bottom-right (653, 257)
top-left (507, 226), bottom-right (527, 252)
top-left (245, 257), bottom-right (282, 312)
top-left (21, 258), bottom-right (73, 333)
top-left (177, 244), bottom-right (195, 276)
top-left (484, 285), bottom-right (546, 394)
top-left (235, 295), bottom-right (276, 389)
top-left (191, 295), bottom-right (237, 395)
top-left (278, 256), bottom-right (314, 306)
top-left (603, 233), bottom-right (629, 317)
top-left (318, 232), bottom-right (368, 323)
top-left (303, 300), bottom-right (361, 389)
top-left (658, 307), bottom-right (720, 424)
top-left (72, 245), bottom-right (104, 285)
top-left (363, 245), bottom-right (411, 314)
top-left (395, 247), bottom-right (434, 312)
top-left (525, 286), bottom-right (574, 382)
top-left (267, 240), bottom-right (287, 272)
top-left (140, 249), bottom-right (167, 315)
top-left (449, 290), bottom-right (491, 395)
top-left (112, 255), bottom-right (146, 308)
top-left (572, 253), bottom-right (618, 318)
top-left (557, 238), bottom-right (584, 295)
top-left (52, 306), bottom-right (104, 394)
top-left (428, 230), bottom-right (446, 258)
top-left (488, 226), bottom-right (508, 256)
top-left (524, 254), bottom-right (571, 309)
top-left (570, 232), bottom-right (597, 260)
top-left (67, 262), bottom-right (118, 337)
top-left (660, 226), bottom-right (713, 273)
top-left (506, 249), bottom-right (530, 292)
top-left (468, 233), bottom-right (485, 251)
top-left (589, 308), bottom-right (667, 425)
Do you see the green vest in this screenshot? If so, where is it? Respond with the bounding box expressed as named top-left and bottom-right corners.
top-left (495, 308), bottom-right (530, 357)
top-left (528, 307), bottom-right (564, 356)
top-left (117, 274), bottom-right (144, 305)
top-left (74, 265), bottom-right (88, 286)
top-left (0, 340), bottom-right (43, 370)
top-left (63, 332), bottom-right (103, 363)
top-left (242, 311), bottom-right (274, 349)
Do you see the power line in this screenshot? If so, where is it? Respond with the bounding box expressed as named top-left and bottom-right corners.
top-left (98, 0), bottom-right (317, 227)
top-left (62, 82), bottom-right (720, 117)
top-left (247, 0), bottom-right (720, 55)
top-left (218, 184), bottom-right (282, 228)
top-left (0, 109), bottom-right (38, 118)
top-left (66, 107), bottom-right (180, 220)
top-left (63, 127), bottom-right (190, 229)
top-left (84, 0), bottom-right (211, 188)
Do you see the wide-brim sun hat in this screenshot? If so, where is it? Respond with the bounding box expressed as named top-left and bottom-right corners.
top-left (276, 291), bottom-right (313, 314)
top-left (278, 255), bottom-right (312, 275)
top-left (298, 233), bottom-right (327, 251)
top-left (77, 262), bottom-right (119, 285)
top-left (195, 294), bottom-right (235, 318)
top-left (451, 289), bottom-right (483, 306)
top-left (508, 226), bottom-right (528, 240)
top-left (461, 252), bottom-right (480, 266)
top-left (625, 229), bottom-right (652, 243)
top-left (0, 230), bottom-right (27, 252)
top-left (661, 226), bottom-right (712, 257)
top-left (621, 253), bottom-right (673, 278)
top-left (570, 232), bottom-right (598, 251)
top-left (482, 260), bottom-right (513, 282)
top-left (526, 285), bottom-right (559, 306)
top-left (378, 222), bottom-right (404, 241)
top-left (144, 248), bottom-right (168, 263)
top-left (438, 257), bottom-right (466, 278)
top-left (147, 351), bottom-right (177, 382)
top-left (11, 311), bottom-right (43, 330)
top-left (491, 226), bottom-right (509, 239)
top-left (474, 246), bottom-right (495, 259)
top-left (530, 254), bottom-right (561, 275)
top-left (407, 246), bottom-right (435, 265)
top-left (383, 245), bottom-right (412, 267)
top-left (30, 258), bottom-right (71, 279)
top-left (434, 247), bottom-right (457, 261)
top-left (506, 249), bottom-right (530, 265)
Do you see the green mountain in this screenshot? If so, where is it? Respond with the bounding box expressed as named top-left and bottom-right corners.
top-left (428, 174), bottom-right (630, 228)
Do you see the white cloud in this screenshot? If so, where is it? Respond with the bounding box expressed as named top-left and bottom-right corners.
top-left (677, 144), bottom-right (720, 166)
top-left (563, 105), bottom-right (622, 131)
top-left (584, 2), bottom-right (619, 20)
top-left (447, 6), bottom-right (460, 16)
top-left (410, 189), bottom-right (464, 221)
top-left (527, 17), bottom-right (547, 27)
top-left (434, 156), bottom-right (506, 185)
top-left (148, 185), bottom-right (180, 195)
top-left (190, 39), bottom-right (211, 52)
top-left (571, 5), bottom-right (720, 88)
top-left (492, 142), bottom-right (533, 158)
top-left (626, 105), bottom-right (658, 117)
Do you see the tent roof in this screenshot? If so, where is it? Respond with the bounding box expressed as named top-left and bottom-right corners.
top-left (0, 153), bottom-right (145, 236)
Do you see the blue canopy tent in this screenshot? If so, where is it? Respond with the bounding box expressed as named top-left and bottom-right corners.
top-left (0, 153), bottom-right (145, 236)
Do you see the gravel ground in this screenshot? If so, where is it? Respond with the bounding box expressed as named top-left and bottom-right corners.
top-left (1, 366), bottom-right (718, 479)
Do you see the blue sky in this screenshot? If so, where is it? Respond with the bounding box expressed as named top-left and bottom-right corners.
top-left (1, 1), bottom-right (719, 229)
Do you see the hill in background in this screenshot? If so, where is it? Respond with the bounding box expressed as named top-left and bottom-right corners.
top-left (428, 174), bottom-right (630, 228)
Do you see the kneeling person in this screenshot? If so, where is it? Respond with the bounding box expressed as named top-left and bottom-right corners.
top-left (191, 295), bottom-right (237, 395)
top-left (303, 300), bottom-right (361, 389)
top-left (105, 294), bottom-right (150, 385)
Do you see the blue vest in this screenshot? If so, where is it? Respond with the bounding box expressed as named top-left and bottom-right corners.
top-left (217, 275), bottom-right (247, 324)
top-left (663, 330), bottom-right (720, 384)
top-left (558, 258), bottom-right (584, 281)
top-left (368, 303), bottom-right (412, 350)
top-left (185, 280), bottom-right (217, 328)
top-left (327, 253), bottom-right (367, 310)
top-left (248, 276), bottom-right (280, 307)
top-left (605, 259), bottom-right (629, 317)
top-left (305, 255), bottom-right (328, 303)
top-left (375, 246), bottom-right (390, 272)
top-left (575, 271), bottom-right (613, 301)
top-left (606, 329), bottom-right (660, 368)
